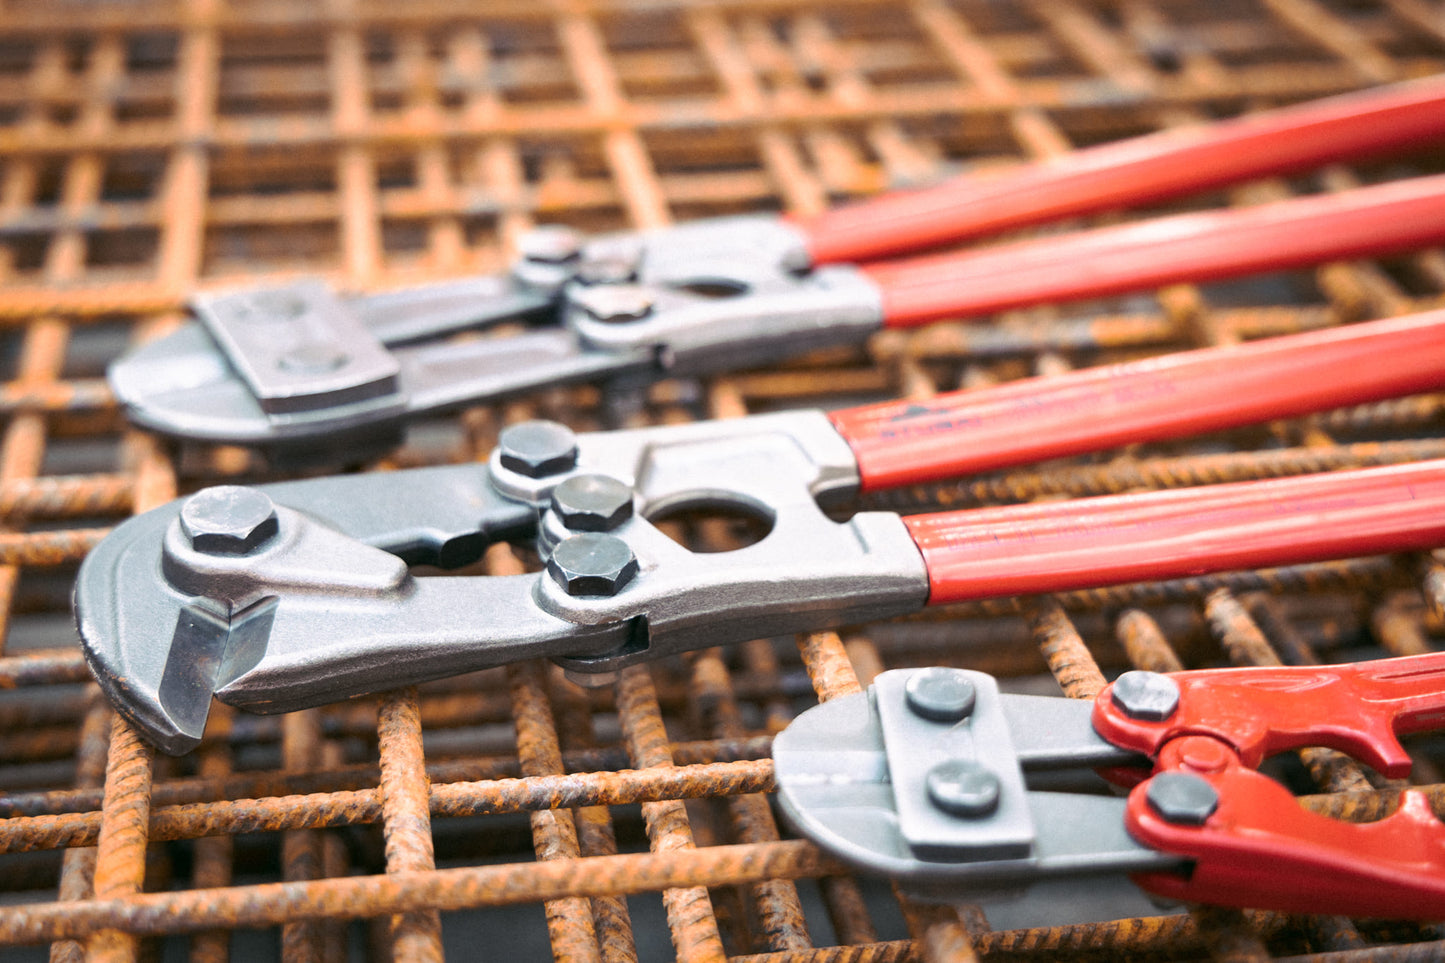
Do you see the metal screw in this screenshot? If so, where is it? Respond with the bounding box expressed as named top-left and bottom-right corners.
top-left (577, 238), bottom-right (643, 285)
top-left (1145, 772), bottom-right (1219, 826)
top-left (925, 760), bottom-right (1001, 818)
top-left (278, 343), bottom-right (349, 374)
top-left (547, 533), bottom-right (639, 597)
top-left (497, 421), bottom-right (579, 478)
top-left (570, 284), bottom-right (655, 323)
top-left (1111, 671), bottom-right (1181, 722)
top-left (180, 486), bottom-right (280, 555)
top-left (517, 225), bottom-right (583, 264)
top-left (905, 667), bottom-right (977, 723)
top-left (551, 474), bottom-right (634, 532)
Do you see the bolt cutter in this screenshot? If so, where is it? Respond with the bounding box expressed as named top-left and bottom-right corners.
top-left (774, 659), bottom-right (1445, 919)
top-left (108, 77), bottom-right (1445, 461)
top-left (76, 309), bottom-right (1445, 753)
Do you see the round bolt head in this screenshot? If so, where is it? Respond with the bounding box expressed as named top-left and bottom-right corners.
top-left (551, 474), bottom-right (634, 532)
top-left (1145, 772), bottom-right (1219, 827)
top-left (277, 343), bottom-right (349, 374)
top-left (1111, 670), bottom-right (1181, 722)
top-left (570, 284), bottom-right (655, 323)
top-left (577, 238), bottom-right (643, 285)
top-left (547, 533), bottom-right (639, 597)
top-left (180, 486), bottom-right (280, 555)
top-left (905, 667), bottom-right (977, 723)
top-left (576, 255), bottom-right (639, 286)
top-left (925, 760), bottom-right (1001, 818)
top-left (497, 421), bottom-right (579, 478)
top-left (518, 224), bottom-right (584, 264)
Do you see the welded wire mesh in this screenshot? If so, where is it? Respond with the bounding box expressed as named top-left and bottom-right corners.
top-left (0, 1), bottom-right (1444, 961)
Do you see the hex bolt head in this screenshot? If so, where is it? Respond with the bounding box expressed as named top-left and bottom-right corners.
top-left (1145, 772), bottom-right (1219, 827)
top-left (905, 667), bottom-right (977, 723)
top-left (497, 421), bottom-right (579, 479)
top-left (570, 284), bottom-right (655, 323)
top-left (577, 238), bottom-right (643, 286)
top-left (925, 760), bottom-right (1001, 818)
top-left (1111, 671), bottom-right (1181, 722)
top-left (551, 474), bottom-right (634, 532)
top-left (547, 533), bottom-right (639, 597)
top-left (517, 225), bottom-right (584, 264)
top-left (180, 486), bottom-right (280, 555)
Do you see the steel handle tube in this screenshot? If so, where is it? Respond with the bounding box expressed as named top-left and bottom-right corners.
top-left (830, 309), bottom-right (1445, 492)
top-left (905, 460), bottom-right (1445, 604)
top-left (801, 74), bottom-right (1445, 264)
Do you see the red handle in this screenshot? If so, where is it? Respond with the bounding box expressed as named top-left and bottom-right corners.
top-left (831, 310), bottom-right (1445, 493)
top-left (1095, 651), bottom-right (1445, 777)
top-left (1128, 741), bottom-right (1445, 919)
top-left (905, 460), bottom-right (1445, 605)
top-left (799, 75), bottom-right (1445, 265)
top-left (864, 173), bottom-right (1445, 328)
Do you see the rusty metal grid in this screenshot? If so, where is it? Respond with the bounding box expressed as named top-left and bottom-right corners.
top-left (1, 1), bottom-right (1445, 960)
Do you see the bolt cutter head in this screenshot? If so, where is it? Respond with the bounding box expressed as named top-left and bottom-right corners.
top-left (772, 668), bottom-right (1169, 902)
top-left (74, 410), bottom-right (930, 753)
top-left (107, 216), bottom-right (882, 464)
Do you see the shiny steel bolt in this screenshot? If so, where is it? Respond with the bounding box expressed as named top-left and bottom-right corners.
top-left (180, 486), bottom-right (280, 555)
top-left (905, 667), bottom-right (977, 723)
top-left (551, 474), bottom-right (634, 532)
top-left (278, 343), bottom-right (349, 374)
top-left (1145, 772), bottom-right (1219, 826)
top-left (571, 284), bottom-right (655, 323)
top-left (1111, 671), bottom-right (1181, 722)
top-left (547, 533), bottom-right (639, 597)
top-left (518, 225), bottom-right (583, 264)
top-left (577, 238), bottom-right (643, 285)
top-left (925, 760), bottom-right (1001, 818)
top-left (497, 421), bottom-right (579, 478)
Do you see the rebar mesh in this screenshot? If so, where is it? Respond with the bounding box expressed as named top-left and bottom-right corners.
top-left (1, 1), bottom-right (1444, 961)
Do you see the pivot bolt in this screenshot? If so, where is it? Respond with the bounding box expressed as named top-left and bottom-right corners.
top-left (571, 284), bottom-right (655, 323)
top-left (1145, 772), bottom-right (1219, 826)
top-left (905, 667), bottom-right (977, 723)
top-left (548, 533), bottom-right (639, 597)
top-left (1111, 671), bottom-right (1180, 722)
top-left (552, 474), bottom-right (634, 532)
top-left (925, 760), bottom-right (1000, 818)
top-left (180, 486), bottom-right (280, 555)
top-left (518, 225), bottom-right (583, 264)
top-left (497, 421), bottom-right (579, 479)
top-left (577, 238), bottom-right (643, 285)
top-left (278, 343), bottom-right (349, 374)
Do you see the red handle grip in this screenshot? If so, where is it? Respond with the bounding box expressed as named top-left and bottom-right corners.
top-left (906, 460), bottom-right (1445, 605)
top-left (1129, 748), bottom-right (1445, 919)
top-left (830, 310), bottom-right (1445, 493)
top-left (864, 173), bottom-right (1445, 328)
top-left (1095, 651), bottom-right (1445, 777)
top-left (799, 75), bottom-right (1445, 265)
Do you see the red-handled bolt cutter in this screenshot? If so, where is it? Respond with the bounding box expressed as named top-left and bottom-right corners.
top-left (77, 308), bottom-right (1445, 753)
top-left (108, 76), bottom-right (1445, 460)
top-left (775, 657), bottom-right (1445, 919)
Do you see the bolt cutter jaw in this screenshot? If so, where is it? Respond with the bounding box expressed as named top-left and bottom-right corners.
top-left (73, 409), bottom-right (934, 753)
top-left (773, 668), bottom-right (1172, 902)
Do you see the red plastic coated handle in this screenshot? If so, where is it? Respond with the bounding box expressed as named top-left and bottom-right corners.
top-left (1128, 738), bottom-right (1445, 919)
top-left (863, 173), bottom-right (1445, 328)
top-left (830, 310), bottom-right (1445, 493)
top-left (1094, 652), bottom-right (1445, 778)
top-left (905, 460), bottom-right (1445, 605)
top-left (799, 75), bottom-right (1445, 265)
